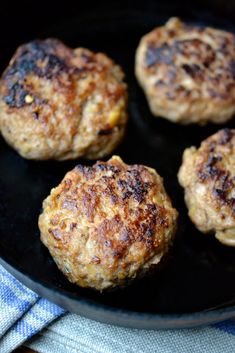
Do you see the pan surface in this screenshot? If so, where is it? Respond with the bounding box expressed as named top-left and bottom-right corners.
top-left (0, 1), bottom-right (235, 328)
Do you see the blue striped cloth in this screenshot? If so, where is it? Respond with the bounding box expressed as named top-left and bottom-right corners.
top-left (0, 263), bottom-right (235, 353)
top-left (0, 264), bottom-right (64, 352)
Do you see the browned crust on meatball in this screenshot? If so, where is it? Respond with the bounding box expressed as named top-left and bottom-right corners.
top-left (135, 18), bottom-right (235, 124)
top-left (197, 129), bottom-right (235, 209)
top-left (39, 156), bottom-right (178, 290)
top-left (178, 129), bottom-right (235, 246)
top-left (0, 39), bottom-right (127, 160)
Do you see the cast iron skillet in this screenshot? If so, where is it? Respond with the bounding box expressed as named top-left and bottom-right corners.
top-left (0, 0), bottom-right (235, 329)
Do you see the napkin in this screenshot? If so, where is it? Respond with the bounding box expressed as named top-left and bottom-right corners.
top-left (0, 263), bottom-right (234, 353)
top-left (0, 264), bottom-right (64, 352)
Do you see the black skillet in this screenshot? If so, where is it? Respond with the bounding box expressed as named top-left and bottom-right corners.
top-left (0, 0), bottom-right (235, 329)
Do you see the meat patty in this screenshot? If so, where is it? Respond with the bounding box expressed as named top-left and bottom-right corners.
top-left (135, 17), bottom-right (235, 124)
top-left (0, 39), bottom-right (127, 160)
top-left (178, 129), bottom-right (235, 246)
top-left (39, 156), bottom-right (178, 290)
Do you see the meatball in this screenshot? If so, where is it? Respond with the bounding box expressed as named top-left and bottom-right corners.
top-left (135, 17), bottom-right (235, 124)
top-left (178, 129), bottom-right (235, 247)
top-left (0, 39), bottom-right (127, 160)
top-left (39, 155), bottom-right (178, 290)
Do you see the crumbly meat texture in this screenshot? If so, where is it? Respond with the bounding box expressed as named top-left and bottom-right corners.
top-left (39, 156), bottom-right (178, 290)
top-left (135, 17), bottom-right (235, 124)
top-left (0, 39), bottom-right (127, 160)
top-left (178, 129), bottom-right (235, 246)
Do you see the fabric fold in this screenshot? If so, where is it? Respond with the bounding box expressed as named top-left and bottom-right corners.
top-left (0, 265), bottom-right (64, 352)
top-left (26, 313), bottom-right (235, 353)
top-left (0, 265), bottom-right (39, 337)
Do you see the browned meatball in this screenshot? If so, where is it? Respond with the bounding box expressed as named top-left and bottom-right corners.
top-left (178, 129), bottom-right (235, 247)
top-left (39, 156), bottom-right (178, 290)
top-left (0, 39), bottom-right (127, 160)
top-left (135, 17), bottom-right (235, 124)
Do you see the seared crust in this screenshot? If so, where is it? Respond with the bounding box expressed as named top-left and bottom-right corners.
top-left (39, 156), bottom-right (178, 290)
top-left (178, 129), bottom-right (235, 246)
top-left (0, 39), bottom-right (127, 160)
top-left (135, 17), bottom-right (235, 124)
